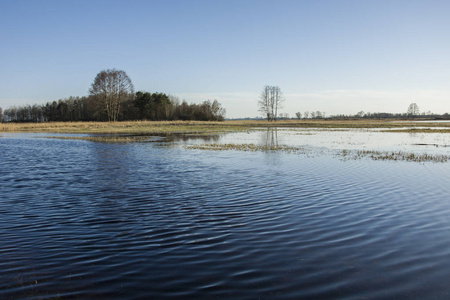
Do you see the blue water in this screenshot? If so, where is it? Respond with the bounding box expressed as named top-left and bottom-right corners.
top-left (1, 133), bottom-right (450, 299)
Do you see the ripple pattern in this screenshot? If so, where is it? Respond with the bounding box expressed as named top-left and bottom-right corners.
top-left (1, 135), bottom-right (450, 299)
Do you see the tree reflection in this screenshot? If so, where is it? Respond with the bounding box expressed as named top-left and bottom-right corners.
top-left (261, 128), bottom-right (278, 149)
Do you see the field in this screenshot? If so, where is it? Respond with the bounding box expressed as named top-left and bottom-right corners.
top-left (2, 119), bottom-right (450, 135)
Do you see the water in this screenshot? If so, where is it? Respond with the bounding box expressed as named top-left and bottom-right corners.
top-left (1, 131), bottom-right (450, 299)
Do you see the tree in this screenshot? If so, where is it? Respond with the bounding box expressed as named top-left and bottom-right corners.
top-left (0, 107), bottom-right (2, 123)
top-left (356, 111), bottom-right (365, 118)
top-left (295, 112), bottom-right (302, 119)
top-left (407, 103), bottom-right (419, 117)
top-left (258, 85), bottom-right (285, 121)
top-left (89, 69), bottom-right (134, 122)
top-left (304, 111), bottom-right (309, 119)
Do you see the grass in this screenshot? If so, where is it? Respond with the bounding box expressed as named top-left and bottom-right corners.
top-left (0, 121), bottom-right (244, 135)
top-left (2, 119), bottom-right (450, 135)
top-left (45, 135), bottom-right (162, 143)
top-left (381, 128), bottom-right (450, 133)
top-left (185, 143), bottom-right (304, 152)
top-left (3, 120), bottom-right (448, 162)
top-left (344, 150), bottom-right (449, 163)
top-left (185, 143), bottom-right (448, 162)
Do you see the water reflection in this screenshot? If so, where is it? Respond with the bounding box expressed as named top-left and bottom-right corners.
top-left (160, 134), bottom-right (221, 149)
top-left (169, 134), bottom-right (221, 143)
top-left (260, 128), bottom-right (279, 149)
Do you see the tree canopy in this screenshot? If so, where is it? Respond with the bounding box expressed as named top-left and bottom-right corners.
top-left (90, 69), bottom-right (135, 122)
top-left (1, 69), bottom-right (226, 123)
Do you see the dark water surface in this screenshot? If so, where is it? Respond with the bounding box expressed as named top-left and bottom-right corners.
top-left (1, 133), bottom-right (450, 299)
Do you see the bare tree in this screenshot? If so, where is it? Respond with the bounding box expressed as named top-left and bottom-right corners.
top-left (0, 107), bottom-right (2, 123)
top-left (258, 85), bottom-right (272, 121)
top-left (304, 111), bottom-right (309, 119)
top-left (258, 85), bottom-right (285, 121)
top-left (407, 103), bottom-right (419, 118)
top-left (295, 112), bottom-right (302, 119)
top-left (90, 69), bottom-right (134, 122)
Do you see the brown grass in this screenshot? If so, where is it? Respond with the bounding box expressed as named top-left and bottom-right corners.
top-left (1, 119), bottom-right (449, 134)
top-left (185, 143), bottom-right (304, 152)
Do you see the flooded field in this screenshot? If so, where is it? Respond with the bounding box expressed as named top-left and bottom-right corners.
top-left (1, 129), bottom-right (450, 299)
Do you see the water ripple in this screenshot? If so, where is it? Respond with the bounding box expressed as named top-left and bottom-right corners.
top-left (1, 134), bottom-right (450, 299)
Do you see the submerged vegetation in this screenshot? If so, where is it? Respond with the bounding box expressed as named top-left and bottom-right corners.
top-left (46, 135), bottom-right (163, 143)
top-left (344, 150), bottom-right (449, 163)
top-left (185, 143), bottom-right (303, 152)
top-left (1, 118), bottom-right (449, 163)
top-left (184, 142), bottom-right (449, 163)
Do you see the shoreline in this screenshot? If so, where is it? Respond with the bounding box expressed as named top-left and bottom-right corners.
top-left (2, 119), bottom-right (450, 135)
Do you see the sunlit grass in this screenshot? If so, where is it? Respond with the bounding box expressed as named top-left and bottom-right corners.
top-left (0, 121), bottom-right (244, 135)
top-left (344, 150), bottom-right (449, 163)
top-left (2, 119), bottom-right (450, 135)
top-left (185, 143), bottom-right (304, 152)
top-left (185, 142), bottom-right (448, 163)
top-left (45, 135), bottom-right (161, 143)
top-left (381, 128), bottom-right (450, 133)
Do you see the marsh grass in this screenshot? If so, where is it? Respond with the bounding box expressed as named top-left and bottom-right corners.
top-left (46, 135), bottom-right (161, 143)
top-left (185, 143), bottom-right (304, 152)
top-left (346, 150), bottom-right (448, 163)
top-left (381, 128), bottom-right (450, 133)
top-left (2, 119), bottom-right (450, 135)
top-left (3, 120), bottom-right (449, 162)
top-left (0, 121), bottom-right (246, 135)
top-left (185, 142), bottom-right (448, 163)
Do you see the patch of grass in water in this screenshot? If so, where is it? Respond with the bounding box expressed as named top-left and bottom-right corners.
top-left (46, 135), bottom-right (160, 143)
top-left (347, 150), bottom-right (448, 163)
top-left (381, 128), bottom-right (450, 133)
top-left (185, 143), bottom-right (304, 152)
top-left (185, 143), bottom-right (448, 163)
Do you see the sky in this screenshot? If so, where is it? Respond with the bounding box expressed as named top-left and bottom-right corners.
top-left (1, 0), bottom-right (449, 118)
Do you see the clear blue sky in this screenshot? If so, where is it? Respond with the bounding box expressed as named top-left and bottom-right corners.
top-left (1, 0), bottom-right (449, 118)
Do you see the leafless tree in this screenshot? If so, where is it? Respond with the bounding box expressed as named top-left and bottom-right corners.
top-left (304, 111), bottom-right (309, 119)
top-left (295, 112), bottom-right (302, 119)
top-left (90, 69), bottom-right (134, 122)
top-left (407, 103), bottom-right (419, 118)
top-left (0, 107), bottom-right (2, 123)
top-left (258, 85), bottom-right (284, 121)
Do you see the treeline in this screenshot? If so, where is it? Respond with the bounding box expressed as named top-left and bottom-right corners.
top-left (1, 92), bottom-right (226, 123)
top-left (328, 112), bottom-right (450, 119)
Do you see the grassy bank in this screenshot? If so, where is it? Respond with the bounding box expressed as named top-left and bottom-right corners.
top-left (1, 119), bottom-right (449, 135)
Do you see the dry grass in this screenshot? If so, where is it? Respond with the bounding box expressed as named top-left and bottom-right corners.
top-left (185, 143), bottom-right (448, 162)
top-left (381, 128), bottom-right (450, 133)
top-left (2, 119), bottom-right (449, 134)
top-left (0, 121), bottom-right (244, 135)
top-left (45, 135), bottom-right (161, 143)
top-left (344, 150), bottom-right (448, 163)
top-left (185, 143), bottom-right (303, 152)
